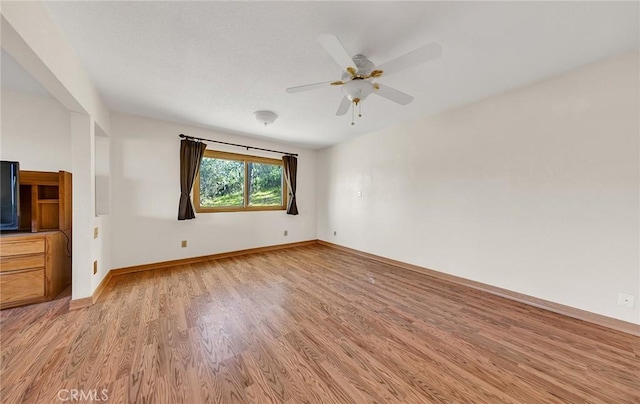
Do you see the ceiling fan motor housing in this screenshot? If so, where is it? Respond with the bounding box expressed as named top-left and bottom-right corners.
top-left (342, 54), bottom-right (375, 79)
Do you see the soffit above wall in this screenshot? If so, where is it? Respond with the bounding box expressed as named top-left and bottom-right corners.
top-left (1, 49), bottom-right (52, 97)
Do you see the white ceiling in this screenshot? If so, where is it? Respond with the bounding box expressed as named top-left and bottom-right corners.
top-left (42, 1), bottom-right (639, 148)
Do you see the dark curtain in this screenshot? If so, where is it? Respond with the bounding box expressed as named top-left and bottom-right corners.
top-left (178, 139), bottom-right (207, 220)
top-left (282, 155), bottom-right (299, 215)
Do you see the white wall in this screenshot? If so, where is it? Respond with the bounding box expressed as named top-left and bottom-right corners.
top-left (317, 51), bottom-right (640, 325)
top-left (93, 214), bottom-right (111, 289)
top-left (0, 91), bottom-right (114, 297)
top-left (93, 127), bottom-right (111, 291)
top-left (110, 113), bottom-right (317, 269)
top-left (2, 3), bottom-right (112, 300)
top-left (70, 112), bottom-right (95, 299)
top-left (0, 89), bottom-right (71, 171)
top-left (95, 132), bottom-right (110, 215)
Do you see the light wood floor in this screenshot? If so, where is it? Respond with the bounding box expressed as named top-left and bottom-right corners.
top-left (1, 245), bottom-right (639, 403)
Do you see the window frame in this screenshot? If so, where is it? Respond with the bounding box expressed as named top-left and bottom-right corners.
top-left (194, 150), bottom-right (288, 213)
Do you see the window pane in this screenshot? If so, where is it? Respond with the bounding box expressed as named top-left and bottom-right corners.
top-left (248, 162), bottom-right (283, 206)
top-left (199, 157), bottom-right (244, 207)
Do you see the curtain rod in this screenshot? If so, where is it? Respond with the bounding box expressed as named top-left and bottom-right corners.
top-left (179, 134), bottom-right (298, 157)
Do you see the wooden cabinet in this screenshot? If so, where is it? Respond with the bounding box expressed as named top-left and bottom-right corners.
top-left (0, 170), bottom-right (72, 309)
top-left (0, 231), bottom-right (71, 309)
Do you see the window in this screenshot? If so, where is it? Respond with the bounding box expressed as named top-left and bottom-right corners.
top-left (194, 150), bottom-right (287, 212)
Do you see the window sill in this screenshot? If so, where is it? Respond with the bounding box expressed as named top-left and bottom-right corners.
top-left (195, 206), bottom-right (287, 213)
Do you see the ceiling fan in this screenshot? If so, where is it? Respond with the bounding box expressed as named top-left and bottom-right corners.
top-left (286, 34), bottom-right (442, 125)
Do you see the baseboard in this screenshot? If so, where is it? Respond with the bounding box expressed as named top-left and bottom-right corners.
top-left (110, 240), bottom-right (318, 277)
top-left (92, 271), bottom-right (113, 304)
top-left (68, 296), bottom-right (92, 311)
top-left (68, 270), bottom-right (113, 310)
top-left (317, 240), bottom-right (640, 337)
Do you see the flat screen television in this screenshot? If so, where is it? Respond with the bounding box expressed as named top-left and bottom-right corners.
top-left (1, 161), bottom-right (20, 231)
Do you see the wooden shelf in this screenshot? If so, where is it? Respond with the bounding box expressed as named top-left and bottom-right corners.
top-left (18, 171), bottom-right (72, 233)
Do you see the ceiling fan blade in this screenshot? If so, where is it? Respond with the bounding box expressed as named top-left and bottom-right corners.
top-left (376, 43), bottom-right (442, 76)
top-left (373, 84), bottom-right (414, 105)
top-left (336, 96), bottom-right (351, 116)
top-left (317, 34), bottom-right (356, 74)
top-left (286, 81), bottom-right (334, 93)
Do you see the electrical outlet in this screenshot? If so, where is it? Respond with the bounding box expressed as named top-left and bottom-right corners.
top-left (93, 260), bottom-right (98, 275)
top-left (284, 230), bottom-right (288, 237)
top-left (333, 231), bottom-right (337, 236)
top-left (94, 227), bottom-right (99, 239)
top-left (357, 191), bottom-right (362, 198)
top-left (181, 240), bottom-right (187, 248)
top-left (618, 293), bottom-right (635, 308)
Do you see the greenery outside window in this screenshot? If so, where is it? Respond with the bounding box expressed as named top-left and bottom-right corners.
top-left (194, 150), bottom-right (287, 212)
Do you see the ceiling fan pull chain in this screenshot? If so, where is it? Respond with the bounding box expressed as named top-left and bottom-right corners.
top-left (351, 102), bottom-right (355, 126)
top-left (359, 102), bottom-right (362, 118)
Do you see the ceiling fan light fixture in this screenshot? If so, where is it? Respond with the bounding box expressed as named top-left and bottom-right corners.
top-left (254, 110), bottom-right (278, 126)
top-left (342, 80), bottom-right (374, 102)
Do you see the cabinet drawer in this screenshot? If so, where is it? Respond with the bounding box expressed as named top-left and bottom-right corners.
top-left (0, 269), bottom-right (45, 303)
top-left (0, 239), bottom-right (45, 257)
top-left (0, 255), bottom-right (45, 272)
